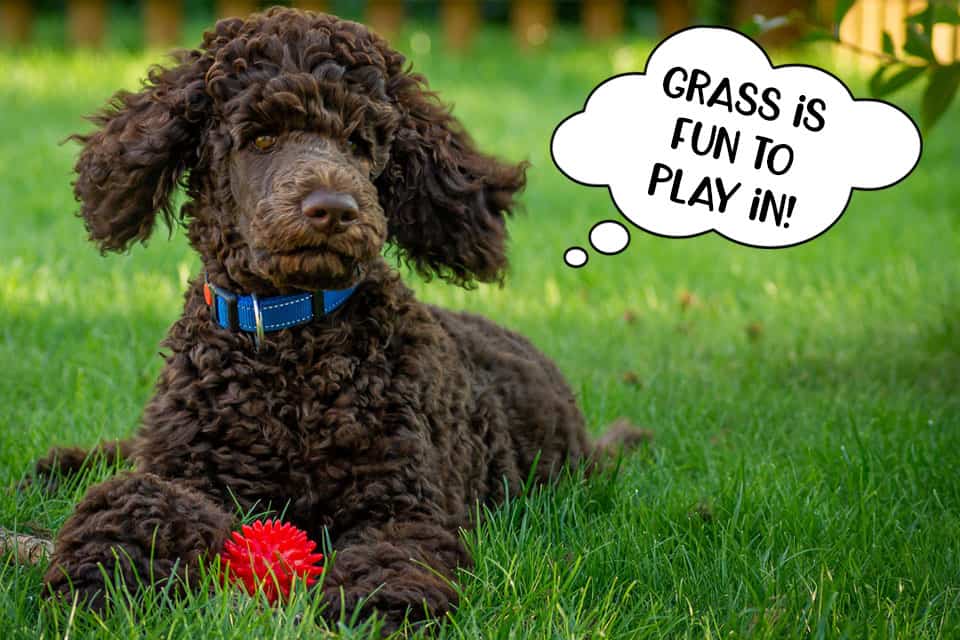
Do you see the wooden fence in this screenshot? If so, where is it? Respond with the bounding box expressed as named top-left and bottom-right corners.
top-left (0, 0), bottom-right (625, 49)
top-left (1, 0), bottom-right (959, 63)
top-left (829, 0), bottom-right (960, 63)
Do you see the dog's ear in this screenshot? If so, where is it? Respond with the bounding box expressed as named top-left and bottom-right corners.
top-left (71, 53), bottom-right (209, 252)
top-left (378, 71), bottom-right (527, 287)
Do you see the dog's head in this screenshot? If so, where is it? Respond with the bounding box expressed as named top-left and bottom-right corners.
top-left (72, 8), bottom-right (526, 291)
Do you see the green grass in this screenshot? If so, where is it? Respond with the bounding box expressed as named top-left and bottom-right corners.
top-left (1, 22), bottom-right (959, 639)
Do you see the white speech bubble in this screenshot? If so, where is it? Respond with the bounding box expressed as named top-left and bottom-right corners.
top-left (551, 26), bottom-right (922, 250)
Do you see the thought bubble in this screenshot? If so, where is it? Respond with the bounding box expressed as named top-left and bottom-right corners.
top-left (552, 26), bottom-right (922, 262)
top-left (564, 220), bottom-right (631, 267)
top-left (563, 246), bottom-right (588, 268)
top-left (590, 220), bottom-right (630, 254)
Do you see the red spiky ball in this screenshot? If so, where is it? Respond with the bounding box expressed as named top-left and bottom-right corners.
top-left (220, 519), bottom-right (324, 604)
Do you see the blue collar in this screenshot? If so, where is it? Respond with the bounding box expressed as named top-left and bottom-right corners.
top-left (203, 275), bottom-right (357, 343)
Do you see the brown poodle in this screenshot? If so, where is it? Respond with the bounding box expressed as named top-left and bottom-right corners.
top-left (37, 7), bottom-right (646, 633)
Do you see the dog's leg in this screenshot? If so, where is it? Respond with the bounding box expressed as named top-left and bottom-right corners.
top-left (321, 519), bottom-right (471, 633)
top-left (30, 438), bottom-right (136, 491)
top-left (43, 472), bottom-right (234, 610)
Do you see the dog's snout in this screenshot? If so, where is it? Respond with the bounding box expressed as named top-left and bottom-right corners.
top-left (301, 189), bottom-right (359, 232)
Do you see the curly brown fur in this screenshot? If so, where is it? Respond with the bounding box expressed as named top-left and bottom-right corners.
top-left (29, 439), bottom-right (133, 492)
top-left (44, 473), bottom-right (234, 610)
top-left (40, 7), bottom-right (646, 634)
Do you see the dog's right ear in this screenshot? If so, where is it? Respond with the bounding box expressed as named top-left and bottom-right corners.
top-left (72, 53), bottom-right (209, 252)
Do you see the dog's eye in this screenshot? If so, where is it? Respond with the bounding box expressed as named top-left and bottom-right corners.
top-left (253, 135), bottom-right (277, 151)
top-left (347, 133), bottom-right (368, 158)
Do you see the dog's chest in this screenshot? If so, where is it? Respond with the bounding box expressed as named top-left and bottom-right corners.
top-left (143, 335), bottom-right (393, 517)
top-left (244, 347), bottom-right (382, 457)
top-left (250, 348), bottom-right (399, 524)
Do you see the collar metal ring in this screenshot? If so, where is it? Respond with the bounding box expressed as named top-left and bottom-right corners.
top-left (250, 293), bottom-right (265, 349)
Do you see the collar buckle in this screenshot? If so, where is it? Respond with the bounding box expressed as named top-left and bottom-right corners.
top-left (311, 290), bottom-right (325, 319)
top-left (204, 273), bottom-right (239, 331)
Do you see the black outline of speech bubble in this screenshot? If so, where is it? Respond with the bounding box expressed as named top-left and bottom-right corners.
top-left (549, 25), bottom-right (923, 250)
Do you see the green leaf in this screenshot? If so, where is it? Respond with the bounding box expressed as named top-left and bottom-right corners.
top-left (904, 23), bottom-right (935, 61)
top-left (738, 19), bottom-right (761, 38)
top-left (801, 26), bottom-right (837, 44)
top-left (869, 63), bottom-right (893, 96)
top-left (922, 63), bottom-right (960, 132)
top-left (869, 63), bottom-right (927, 98)
top-left (881, 31), bottom-right (895, 56)
top-left (906, 3), bottom-right (960, 27)
top-left (834, 0), bottom-right (856, 26)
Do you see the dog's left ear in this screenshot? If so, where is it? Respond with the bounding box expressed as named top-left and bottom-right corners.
top-left (378, 71), bottom-right (527, 287)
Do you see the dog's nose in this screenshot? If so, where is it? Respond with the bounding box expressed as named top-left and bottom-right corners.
top-left (301, 189), bottom-right (359, 231)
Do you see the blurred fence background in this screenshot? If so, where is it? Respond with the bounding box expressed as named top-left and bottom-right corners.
top-left (1, 1), bottom-right (959, 65)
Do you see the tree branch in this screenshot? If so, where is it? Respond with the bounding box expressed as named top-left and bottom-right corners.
top-left (829, 36), bottom-right (903, 64)
top-left (0, 527), bottom-right (53, 565)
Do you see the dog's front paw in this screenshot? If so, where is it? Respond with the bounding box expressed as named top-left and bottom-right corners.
top-left (42, 564), bottom-right (110, 612)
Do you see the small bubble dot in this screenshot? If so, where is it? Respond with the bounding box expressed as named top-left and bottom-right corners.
top-left (564, 247), bottom-right (588, 268)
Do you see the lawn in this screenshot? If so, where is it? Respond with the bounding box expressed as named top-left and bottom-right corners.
top-left (1, 18), bottom-right (959, 640)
